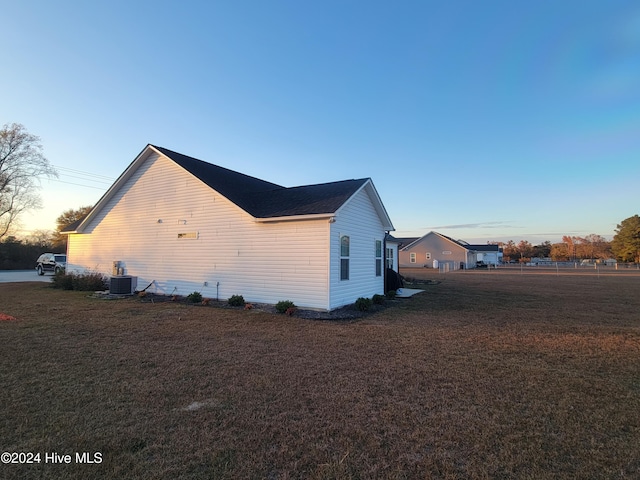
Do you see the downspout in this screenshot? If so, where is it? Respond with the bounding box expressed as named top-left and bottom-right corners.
top-left (383, 231), bottom-right (389, 294)
top-left (327, 216), bottom-right (335, 311)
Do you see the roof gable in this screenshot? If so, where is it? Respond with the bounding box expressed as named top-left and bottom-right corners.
top-left (401, 231), bottom-right (470, 251)
top-left (67, 145), bottom-right (394, 232)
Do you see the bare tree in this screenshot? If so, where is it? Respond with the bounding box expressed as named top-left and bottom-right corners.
top-left (26, 229), bottom-right (55, 249)
top-left (0, 123), bottom-right (57, 239)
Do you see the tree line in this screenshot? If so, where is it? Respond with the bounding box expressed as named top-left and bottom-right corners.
top-left (2, 123), bottom-right (640, 268)
top-left (0, 206), bottom-right (91, 269)
top-left (494, 216), bottom-right (640, 264)
top-left (497, 235), bottom-right (611, 263)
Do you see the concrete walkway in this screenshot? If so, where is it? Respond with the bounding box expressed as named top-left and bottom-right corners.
top-left (395, 288), bottom-right (424, 298)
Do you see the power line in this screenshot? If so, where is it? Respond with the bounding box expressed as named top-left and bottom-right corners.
top-left (52, 165), bottom-right (116, 182)
top-left (57, 172), bottom-right (113, 185)
top-left (46, 178), bottom-right (109, 190)
top-left (39, 165), bottom-right (116, 190)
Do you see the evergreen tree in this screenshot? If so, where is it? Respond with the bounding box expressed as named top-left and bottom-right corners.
top-left (611, 215), bottom-right (640, 263)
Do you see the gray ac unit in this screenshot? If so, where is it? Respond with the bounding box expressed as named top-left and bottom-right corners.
top-left (110, 276), bottom-right (133, 295)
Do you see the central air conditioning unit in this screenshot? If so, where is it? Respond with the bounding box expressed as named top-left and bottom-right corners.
top-left (110, 275), bottom-right (133, 295)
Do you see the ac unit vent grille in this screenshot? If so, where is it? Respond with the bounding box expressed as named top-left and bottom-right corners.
top-left (110, 276), bottom-right (133, 295)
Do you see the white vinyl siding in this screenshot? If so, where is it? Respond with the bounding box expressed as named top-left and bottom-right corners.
top-left (67, 152), bottom-right (331, 309)
top-left (328, 185), bottom-right (386, 309)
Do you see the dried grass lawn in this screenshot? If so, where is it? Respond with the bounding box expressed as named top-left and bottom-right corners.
top-left (1, 269), bottom-right (639, 479)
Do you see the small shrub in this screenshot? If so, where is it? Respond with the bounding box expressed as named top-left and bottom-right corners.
top-left (228, 295), bottom-right (245, 307)
top-left (51, 271), bottom-right (74, 290)
top-left (355, 297), bottom-right (372, 311)
top-left (187, 291), bottom-right (203, 303)
top-left (275, 300), bottom-right (296, 314)
top-left (74, 272), bottom-right (108, 291)
top-left (386, 290), bottom-right (397, 299)
top-left (51, 271), bottom-right (108, 291)
top-left (372, 294), bottom-right (386, 305)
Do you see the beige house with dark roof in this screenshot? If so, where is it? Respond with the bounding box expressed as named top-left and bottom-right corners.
top-left (399, 231), bottom-right (501, 270)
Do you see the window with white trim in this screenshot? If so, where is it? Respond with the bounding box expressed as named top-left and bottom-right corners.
top-left (375, 240), bottom-right (382, 276)
top-left (340, 235), bottom-right (350, 280)
top-left (410, 252), bottom-right (416, 263)
top-left (426, 252), bottom-right (431, 260)
top-left (386, 247), bottom-right (394, 269)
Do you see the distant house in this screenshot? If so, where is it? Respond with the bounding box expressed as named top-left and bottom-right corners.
top-left (63, 145), bottom-right (394, 311)
top-left (464, 243), bottom-right (502, 266)
top-left (398, 231), bottom-right (501, 270)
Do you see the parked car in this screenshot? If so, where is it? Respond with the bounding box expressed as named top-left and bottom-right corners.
top-left (36, 253), bottom-right (67, 275)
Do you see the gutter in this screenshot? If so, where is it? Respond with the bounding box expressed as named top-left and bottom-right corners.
top-left (254, 213), bottom-right (335, 223)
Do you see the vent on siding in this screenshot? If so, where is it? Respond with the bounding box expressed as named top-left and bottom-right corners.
top-left (110, 276), bottom-right (133, 295)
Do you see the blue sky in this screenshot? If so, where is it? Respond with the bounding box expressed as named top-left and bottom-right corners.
top-left (2, 0), bottom-right (639, 244)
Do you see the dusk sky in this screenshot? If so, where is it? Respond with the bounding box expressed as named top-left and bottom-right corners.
top-left (3, 1), bottom-right (639, 244)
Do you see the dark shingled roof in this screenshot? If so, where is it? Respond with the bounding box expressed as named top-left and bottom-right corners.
top-left (61, 217), bottom-right (86, 233)
top-left (245, 179), bottom-right (369, 218)
top-left (153, 145), bottom-right (368, 218)
top-left (466, 244), bottom-right (500, 252)
top-left (394, 237), bottom-right (420, 248)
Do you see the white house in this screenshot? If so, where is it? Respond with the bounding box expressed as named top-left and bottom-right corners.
top-left (63, 145), bottom-right (395, 311)
top-left (464, 243), bottom-right (502, 266)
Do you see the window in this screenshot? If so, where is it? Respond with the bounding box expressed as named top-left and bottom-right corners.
top-left (375, 240), bottom-right (382, 276)
top-left (340, 235), bottom-right (350, 280)
top-left (426, 252), bottom-right (431, 260)
top-left (410, 252), bottom-right (416, 263)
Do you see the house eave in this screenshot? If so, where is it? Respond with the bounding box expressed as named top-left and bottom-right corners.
top-left (254, 213), bottom-right (335, 223)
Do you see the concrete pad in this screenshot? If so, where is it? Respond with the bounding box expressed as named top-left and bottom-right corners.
top-left (395, 288), bottom-right (424, 298)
